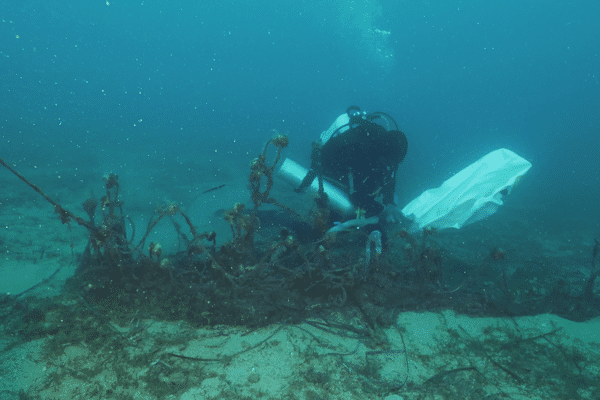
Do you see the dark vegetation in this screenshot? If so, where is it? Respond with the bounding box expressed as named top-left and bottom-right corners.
top-left (1, 134), bottom-right (600, 399)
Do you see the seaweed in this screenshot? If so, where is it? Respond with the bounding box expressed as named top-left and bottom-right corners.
top-left (3, 144), bottom-right (600, 398)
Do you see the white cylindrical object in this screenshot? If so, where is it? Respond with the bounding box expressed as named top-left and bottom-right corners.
top-left (276, 158), bottom-right (355, 216)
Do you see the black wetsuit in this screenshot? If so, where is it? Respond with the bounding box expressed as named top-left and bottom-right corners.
top-left (298, 120), bottom-right (408, 216)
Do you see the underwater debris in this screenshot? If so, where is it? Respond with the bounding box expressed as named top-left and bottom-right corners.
top-left (248, 131), bottom-right (293, 213)
top-left (2, 151), bottom-right (599, 336)
top-left (311, 191), bottom-right (331, 236)
top-left (326, 216), bottom-right (379, 235)
top-left (200, 183), bottom-right (226, 194)
top-left (82, 196), bottom-right (97, 223)
top-left (0, 158), bottom-right (96, 231)
top-left (217, 131), bottom-right (298, 268)
top-left (4, 155), bottom-right (600, 399)
top-left (223, 202), bottom-right (256, 242)
top-left (148, 241), bottom-right (162, 259)
top-left (583, 237), bottom-right (600, 300)
top-left (365, 230), bottom-right (382, 274)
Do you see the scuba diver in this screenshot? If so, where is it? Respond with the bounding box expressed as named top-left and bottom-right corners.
top-left (294, 105), bottom-right (408, 232)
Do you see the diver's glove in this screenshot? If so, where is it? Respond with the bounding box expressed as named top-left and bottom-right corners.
top-left (350, 192), bottom-right (384, 216)
top-left (383, 203), bottom-right (404, 224)
top-left (294, 170), bottom-right (317, 194)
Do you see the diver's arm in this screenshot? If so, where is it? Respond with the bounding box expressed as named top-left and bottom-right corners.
top-left (294, 142), bottom-right (322, 193)
top-left (294, 169), bottom-right (317, 193)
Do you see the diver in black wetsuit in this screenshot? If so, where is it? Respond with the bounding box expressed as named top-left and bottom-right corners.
top-left (295, 105), bottom-right (408, 222)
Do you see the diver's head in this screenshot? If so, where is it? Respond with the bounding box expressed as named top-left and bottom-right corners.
top-left (346, 105), bottom-right (361, 117)
top-left (346, 105), bottom-right (369, 125)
